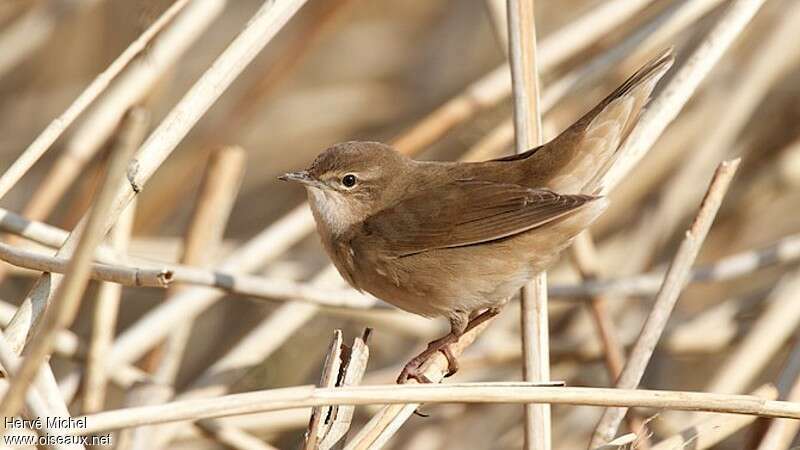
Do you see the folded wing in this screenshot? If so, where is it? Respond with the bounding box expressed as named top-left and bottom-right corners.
top-left (363, 180), bottom-right (598, 257)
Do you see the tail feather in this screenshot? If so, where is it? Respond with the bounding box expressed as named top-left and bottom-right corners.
top-left (499, 48), bottom-right (675, 194)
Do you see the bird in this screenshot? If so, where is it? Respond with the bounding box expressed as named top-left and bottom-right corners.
top-left (280, 49), bottom-right (674, 383)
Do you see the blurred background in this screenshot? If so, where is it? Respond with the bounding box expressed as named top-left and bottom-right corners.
top-left (0, 0), bottom-right (800, 449)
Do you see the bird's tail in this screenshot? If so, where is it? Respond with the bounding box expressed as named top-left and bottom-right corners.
top-left (506, 48), bottom-right (675, 194)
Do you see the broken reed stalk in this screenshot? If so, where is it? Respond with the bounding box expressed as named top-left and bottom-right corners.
top-left (304, 330), bottom-right (370, 450)
top-left (70, 383), bottom-right (800, 436)
top-left (0, 242), bottom-right (377, 308)
top-left (0, 0), bottom-right (189, 201)
top-left (0, 242), bottom-right (169, 286)
top-left (81, 199), bottom-right (137, 414)
top-left (20, 0), bottom-right (227, 223)
top-left (506, 1), bottom-right (550, 449)
top-left (589, 159), bottom-right (741, 447)
top-left (0, 108), bottom-right (147, 427)
top-left (2, 0), bottom-right (310, 357)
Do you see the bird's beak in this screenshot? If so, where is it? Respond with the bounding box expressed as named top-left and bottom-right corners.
top-left (278, 170), bottom-right (320, 187)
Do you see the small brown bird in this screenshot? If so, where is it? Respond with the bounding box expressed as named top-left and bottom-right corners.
top-left (280, 49), bottom-right (674, 383)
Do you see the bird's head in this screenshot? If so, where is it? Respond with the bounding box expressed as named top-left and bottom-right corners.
top-left (279, 141), bottom-right (409, 235)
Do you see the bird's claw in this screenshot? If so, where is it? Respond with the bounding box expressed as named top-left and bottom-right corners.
top-left (397, 363), bottom-right (434, 384)
top-left (397, 345), bottom-right (458, 384)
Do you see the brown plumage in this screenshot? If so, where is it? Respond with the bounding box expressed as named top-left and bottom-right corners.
top-left (280, 48), bottom-right (674, 382)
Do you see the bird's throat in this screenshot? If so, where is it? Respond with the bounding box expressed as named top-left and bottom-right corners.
top-left (307, 188), bottom-right (359, 238)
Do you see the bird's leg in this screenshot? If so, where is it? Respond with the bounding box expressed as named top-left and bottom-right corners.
top-left (440, 307), bottom-right (502, 378)
top-left (397, 308), bottom-right (502, 384)
top-left (464, 307), bottom-right (501, 333)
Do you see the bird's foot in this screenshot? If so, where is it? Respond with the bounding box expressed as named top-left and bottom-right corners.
top-left (397, 362), bottom-right (433, 384)
top-left (396, 337), bottom-right (459, 384)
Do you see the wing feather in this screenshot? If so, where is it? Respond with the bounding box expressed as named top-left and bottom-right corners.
top-left (363, 180), bottom-right (598, 257)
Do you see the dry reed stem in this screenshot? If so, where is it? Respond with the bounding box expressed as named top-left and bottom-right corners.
top-left (0, 243), bottom-right (379, 308)
top-left (601, 0), bottom-right (768, 193)
top-left (0, 0), bottom-right (188, 201)
top-left (1, 301), bottom-right (147, 402)
top-left (70, 382), bottom-right (800, 436)
top-left (0, 208), bottom-right (122, 264)
top-left (81, 199), bottom-right (137, 414)
top-left (506, 1), bottom-right (550, 448)
top-left (0, 242), bottom-right (172, 287)
top-left (0, 108), bottom-right (146, 427)
top-left (226, 0), bottom-right (357, 133)
top-left (650, 385), bottom-right (778, 450)
top-left (0, 301), bottom-right (79, 360)
top-left (0, 333), bottom-right (81, 450)
top-left (589, 159), bottom-right (741, 447)
top-left (167, 409), bottom-right (311, 440)
top-left (3, 0), bottom-right (310, 355)
top-left (485, 0), bottom-right (508, 50)
top-left (20, 0), bottom-right (226, 223)
top-left (706, 270), bottom-right (800, 394)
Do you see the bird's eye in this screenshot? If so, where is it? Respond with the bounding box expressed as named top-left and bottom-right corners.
top-left (341, 174), bottom-right (357, 188)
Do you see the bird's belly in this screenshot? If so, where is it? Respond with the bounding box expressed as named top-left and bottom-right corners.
top-left (352, 248), bottom-right (533, 319)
